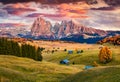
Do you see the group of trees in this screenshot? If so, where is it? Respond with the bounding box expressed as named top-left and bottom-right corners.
top-left (99, 46), bottom-right (112, 64)
top-left (97, 35), bottom-right (120, 45)
top-left (97, 35), bottom-right (120, 64)
top-left (0, 38), bottom-right (44, 61)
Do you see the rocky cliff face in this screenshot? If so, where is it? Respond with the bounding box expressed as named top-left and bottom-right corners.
top-left (31, 17), bottom-right (108, 40)
top-left (31, 17), bottom-right (54, 39)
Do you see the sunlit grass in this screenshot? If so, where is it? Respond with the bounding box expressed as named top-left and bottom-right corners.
top-left (0, 55), bottom-right (81, 82)
top-left (0, 43), bottom-right (120, 82)
top-left (43, 44), bottom-right (120, 66)
top-left (63, 66), bottom-right (120, 82)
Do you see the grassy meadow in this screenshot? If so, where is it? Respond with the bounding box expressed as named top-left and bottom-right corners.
top-left (64, 66), bottom-right (120, 82)
top-left (0, 55), bottom-right (81, 82)
top-left (43, 42), bottom-right (120, 66)
top-left (0, 40), bottom-right (120, 82)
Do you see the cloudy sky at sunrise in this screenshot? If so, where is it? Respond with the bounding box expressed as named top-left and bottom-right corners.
top-left (0, 0), bottom-right (120, 31)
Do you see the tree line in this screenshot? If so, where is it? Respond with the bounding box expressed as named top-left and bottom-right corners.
top-left (97, 35), bottom-right (120, 45)
top-left (0, 38), bottom-right (44, 61)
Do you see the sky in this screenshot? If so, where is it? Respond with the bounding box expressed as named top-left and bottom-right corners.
top-left (0, 0), bottom-right (120, 31)
top-left (0, 0), bottom-right (84, 4)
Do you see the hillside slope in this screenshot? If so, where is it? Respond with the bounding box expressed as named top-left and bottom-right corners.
top-left (0, 55), bottom-right (81, 82)
top-left (43, 44), bottom-right (120, 66)
top-left (64, 66), bottom-right (120, 82)
top-left (1, 55), bottom-right (120, 82)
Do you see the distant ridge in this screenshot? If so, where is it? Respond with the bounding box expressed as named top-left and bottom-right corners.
top-left (27, 17), bottom-right (120, 43)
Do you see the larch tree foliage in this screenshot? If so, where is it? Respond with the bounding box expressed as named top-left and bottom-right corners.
top-left (99, 46), bottom-right (112, 64)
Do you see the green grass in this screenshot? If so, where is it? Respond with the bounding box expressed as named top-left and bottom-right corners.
top-left (43, 44), bottom-right (120, 66)
top-left (0, 44), bottom-right (120, 82)
top-left (0, 55), bottom-right (81, 82)
top-left (63, 66), bottom-right (120, 82)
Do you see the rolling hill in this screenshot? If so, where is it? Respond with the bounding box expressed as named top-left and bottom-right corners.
top-left (0, 55), bottom-right (81, 82)
top-left (63, 66), bottom-right (120, 82)
top-left (0, 42), bottom-right (120, 82)
top-left (43, 43), bottom-right (120, 66)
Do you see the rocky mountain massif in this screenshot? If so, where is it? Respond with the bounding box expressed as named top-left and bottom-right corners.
top-left (29, 17), bottom-right (120, 43)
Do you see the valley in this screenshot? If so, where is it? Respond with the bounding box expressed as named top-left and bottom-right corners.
top-left (0, 39), bottom-right (120, 82)
top-left (0, 0), bottom-right (120, 82)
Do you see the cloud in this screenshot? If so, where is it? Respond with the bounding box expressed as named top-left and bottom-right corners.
top-left (3, 4), bottom-right (36, 15)
top-left (0, 9), bottom-right (8, 17)
top-left (26, 13), bottom-right (65, 17)
top-left (0, 0), bottom-right (35, 4)
top-left (75, 9), bottom-right (120, 31)
top-left (0, 1), bottom-right (120, 31)
top-left (0, 2), bottom-right (3, 7)
top-left (68, 9), bottom-right (86, 14)
top-left (57, 3), bottom-right (89, 19)
top-left (0, 0), bottom-right (84, 4)
top-left (91, 7), bottom-right (115, 11)
top-left (0, 23), bottom-right (26, 28)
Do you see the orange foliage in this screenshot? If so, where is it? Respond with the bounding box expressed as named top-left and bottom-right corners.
top-left (99, 46), bottom-right (112, 64)
top-left (97, 35), bottom-right (120, 45)
top-left (93, 61), bottom-right (99, 67)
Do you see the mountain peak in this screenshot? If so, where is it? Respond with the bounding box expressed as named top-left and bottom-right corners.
top-left (31, 17), bottom-right (54, 38)
top-left (31, 17), bottom-right (108, 40)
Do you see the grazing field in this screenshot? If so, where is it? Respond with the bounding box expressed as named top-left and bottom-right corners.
top-left (64, 65), bottom-right (120, 82)
top-left (42, 42), bottom-right (120, 66)
top-left (0, 55), bottom-right (81, 82)
top-left (0, 41), bottom-right (120, 82)
top-left (33, 40), bottom-right (94, 50)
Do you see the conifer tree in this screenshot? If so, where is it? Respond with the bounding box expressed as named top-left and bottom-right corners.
top-left (0, 38), bottom-right (43, 61)
top-left (35, 47), bottom-right (43, 61)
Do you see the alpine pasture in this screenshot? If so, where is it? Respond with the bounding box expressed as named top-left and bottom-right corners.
top-left (0, 40), bottom-right (120, 82)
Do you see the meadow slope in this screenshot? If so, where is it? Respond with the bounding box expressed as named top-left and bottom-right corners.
top-left (43, 43), bottom-right (120, 66)
top-left (0, 55), bottom-right (81, 82)
top-left (0, 41), bottom-right (120, 82)
top-left (64, 66), bottom-right (120, 82)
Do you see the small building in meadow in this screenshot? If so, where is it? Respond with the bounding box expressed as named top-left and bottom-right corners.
top-left (68, 50), bottom-right (73, 54)
top-left (60, 59), bottom-right (69, 65)
top-left (76, 50), bottom-right (81, 54)
top-left (85, 66), bottom-right (94, 70)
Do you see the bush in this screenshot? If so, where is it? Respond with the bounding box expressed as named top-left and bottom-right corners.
top-left (81, 50), bottom-right (83, 53)
top-left (93, 61), bottom-right (99, 67)
top-left (51, 50), bottom-right (54, 54)
top-left (55, 49), bottom-right (58, 52)
top-left (64, 49), bottom-right (67, 52)
top-left (98, 46), bottom-right (112, 64)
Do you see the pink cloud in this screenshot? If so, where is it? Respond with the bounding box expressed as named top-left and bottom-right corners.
top-left (68, 9), bottom-right (87, 14)
top-left (0, 23), bottom-right (26, 27)
top-left (26, 13), bottom-right (65, 18)
top-left (3, 3), bottom-right (36, 15)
